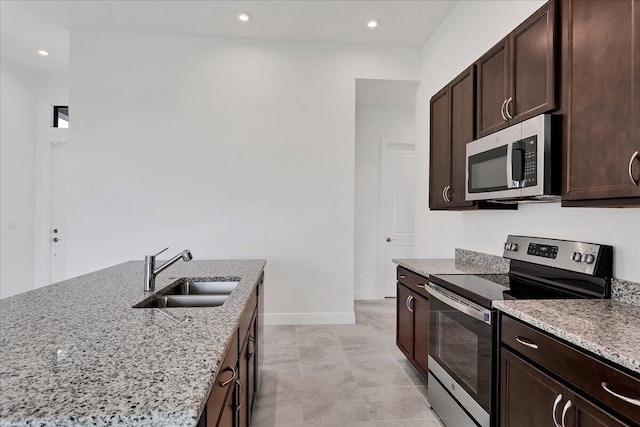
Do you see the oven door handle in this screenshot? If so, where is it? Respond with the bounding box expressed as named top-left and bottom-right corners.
top-left (427, 284), bottom-right (492, 324)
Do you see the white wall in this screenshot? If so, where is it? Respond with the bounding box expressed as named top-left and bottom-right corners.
top-left (0, 60), bottom-right (37, 298)
top-left (68, 32), bottom-right (419, 324)
top-left (416, 0), bottom-right (640, 282)
top-left (355, 107), bottom-right (416, 299)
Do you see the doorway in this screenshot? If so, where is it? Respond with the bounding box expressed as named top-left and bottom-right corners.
top-left (354, 79), bottom-right (418, 300)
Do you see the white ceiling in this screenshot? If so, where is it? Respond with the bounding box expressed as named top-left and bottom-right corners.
top-left (0, 0), bottom-right (458, 74)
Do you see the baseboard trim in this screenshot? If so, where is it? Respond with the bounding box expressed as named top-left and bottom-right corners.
top-left (264, 311), bottom-right (355, 325)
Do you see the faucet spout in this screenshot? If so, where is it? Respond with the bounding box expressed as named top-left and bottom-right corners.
top-left (144, 248), bottom-right (193, 292)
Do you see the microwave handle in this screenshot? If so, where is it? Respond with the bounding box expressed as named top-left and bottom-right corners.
top-left (506, 142), bottom-right (514, 188)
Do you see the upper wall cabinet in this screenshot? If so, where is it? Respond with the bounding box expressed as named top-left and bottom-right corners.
top-left (429, 66), bottom-right (476, 210)
top-left (561, 0), bottom-right (640, 206)
top-left (476, 0), bottom-right (557, 138)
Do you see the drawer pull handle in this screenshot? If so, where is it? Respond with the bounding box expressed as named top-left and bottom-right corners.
top-left (416, 284), bottom-right (426, 289)
top-left (399, 275), bottom-right (407, 279)
top-left (515, 336), bottom-right (539, 349)
top-left (219, 366), bottom-right (237, 387)
top-left (552, 393), bottom-right (563, 427)
top-left (629, 151), bottom-right (639, 186)
top-left (601, 382), bottom-right (640, 406)
top-left (561, 400), bottom-right (572, 427)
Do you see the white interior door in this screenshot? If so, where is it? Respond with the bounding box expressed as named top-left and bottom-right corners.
top-left (381, 142), bottom-right (415, 297)
top-left (49, 141), bottom-right (68, 284)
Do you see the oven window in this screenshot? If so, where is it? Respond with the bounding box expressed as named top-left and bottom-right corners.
top-left (436, 312), bottom-right (479, 393)
top-left (468, 145), bottom-right (508, 192)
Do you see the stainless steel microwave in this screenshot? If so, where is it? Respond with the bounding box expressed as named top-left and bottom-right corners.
top-left (465, 114), bottom-right (560, 202)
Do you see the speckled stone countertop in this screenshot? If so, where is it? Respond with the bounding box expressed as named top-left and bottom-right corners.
top-left (0, 259), bottom-right (266, 427)
top-left (393, 249), bottom-right (510, 278)
top-left (494, 299), bottom-right (640, 375)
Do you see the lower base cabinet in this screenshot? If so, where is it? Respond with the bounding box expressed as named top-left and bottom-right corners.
top-left (499, 315), bottom-right (638, 427)
top-left (199, 273), bottom-right (264, 427)
top-left (396, 267), bottom-right (430, 379)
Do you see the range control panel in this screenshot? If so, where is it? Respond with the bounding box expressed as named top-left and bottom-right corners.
top-left (526, 243), bottom-right (558, 259)
top-left (503, 235), bottom-right (613, 277)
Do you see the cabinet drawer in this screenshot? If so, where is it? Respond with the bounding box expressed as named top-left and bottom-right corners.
top-left (207, 332), bottom-right (239, 424)
top-left (501, 315), bottom-right (640, 425)
top-left (239, 289), bottom-right (257, 347)
top-left (397, 267), bottom-right (430, 299)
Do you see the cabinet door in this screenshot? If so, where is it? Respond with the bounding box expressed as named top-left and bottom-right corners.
top-left (412, 292), bottom-right (429, 378)
top-left (563, 390), bottom-right (632, 427)
top-left (449, 66), bottom-right (476, 208)
top-left (429, 86), bottom-right (451, 209)
top-left (500, 349), bottom-right (565, 427)
top-left (396, 283), bottom-right (413, 359)
top-left (237, 343), bottom-right (249, 427)
top-left (217, 386), bottom-right (236, 427)
top-left (476, 38), bottom-right (509, 137)
top-left (563, 0), bottom-right (640, 201)
top-left (247, 313), bottom-right (257, 422)
top-left (509, 0), bottom-right (556, 122)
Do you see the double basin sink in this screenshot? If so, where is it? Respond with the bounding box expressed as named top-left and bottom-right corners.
top-left (134, 278), bottom-right (239, 308)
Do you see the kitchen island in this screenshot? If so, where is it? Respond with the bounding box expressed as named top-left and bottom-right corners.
top-left (0, 259), bottom-right (265, 427)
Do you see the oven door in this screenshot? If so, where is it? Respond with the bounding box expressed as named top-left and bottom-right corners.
top-left (428, 284), bottom-right (493, 419)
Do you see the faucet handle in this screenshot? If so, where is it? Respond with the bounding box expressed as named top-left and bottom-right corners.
top-left (154, 247), bottom-right (170, 257)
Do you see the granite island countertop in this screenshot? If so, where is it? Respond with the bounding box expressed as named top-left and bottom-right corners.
top-left (0, 259), bottom-right (266, 427)
top-left (494, 299), bottom-right (640, 375)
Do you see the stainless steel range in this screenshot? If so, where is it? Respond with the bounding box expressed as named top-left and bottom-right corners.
top-left (427, 235), bottom-right (613, 427)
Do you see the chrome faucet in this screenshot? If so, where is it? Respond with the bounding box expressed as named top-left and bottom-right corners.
top-left (144, 247), bottom-right (193, 292)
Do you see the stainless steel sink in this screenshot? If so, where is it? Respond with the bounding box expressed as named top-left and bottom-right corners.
top-left (133, 277), bottom-right (240, 308)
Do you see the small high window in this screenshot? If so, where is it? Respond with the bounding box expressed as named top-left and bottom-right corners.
top-left (53, 106), bottom-right (69, 128)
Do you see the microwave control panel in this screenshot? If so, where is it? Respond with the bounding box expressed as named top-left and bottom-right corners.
top-left (512, 136), bottom-right (537, 187)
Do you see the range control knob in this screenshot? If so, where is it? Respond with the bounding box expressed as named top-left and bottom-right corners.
top-left (571, 252), bottom-right (583, 262)
top-left (511, 243), bottom-right (518, 251)
top-left (584, 254), bottom-right (595, 264)
top-left (504, 242), bottom-right (511, 250)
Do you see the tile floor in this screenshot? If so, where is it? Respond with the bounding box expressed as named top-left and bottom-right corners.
top-left (252, 299), bottom-right (443, 426)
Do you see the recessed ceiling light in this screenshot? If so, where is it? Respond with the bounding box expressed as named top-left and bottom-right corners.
top-left (37, 49), bottom-right (49, 56)
top-left (237, 12), bottom-right (251, 22)
top-left (367, 19), bottom-right (378, 29)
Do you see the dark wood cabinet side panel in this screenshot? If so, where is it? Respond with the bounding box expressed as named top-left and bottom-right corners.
top-left (476, 39), bottom-right (509, 137)
top-left (500, 349), bottom-right (564, 427)
top-left (429, 87), bottom-right (451, 209)
top-left (396, 283), bottom-right (413, 359)
top-left (563, 0), bottom-right (640, 200)
top-left (449, 66), bottom-right (476, 207)
top-left (510, 0), bottom-right (557, 122)
top-left (412, 293), bottom-right (429, 378)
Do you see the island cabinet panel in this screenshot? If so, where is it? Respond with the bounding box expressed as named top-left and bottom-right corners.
top-left (476, 0), bottom-right (556, 138)
top-left (429, 65), bottom-right (476, 210)
top-left (396, 267), bottom-right (430, 379)
top-left (203, 276), bottom-right (263, 427)
top-left (206, 332), bottom-right (239, 426)
top-left (561, 0), bottom-right (640, 205)
top-left (499, 315), bottom-right (640, 427)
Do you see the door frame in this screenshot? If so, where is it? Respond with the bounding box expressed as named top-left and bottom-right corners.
top-left (34, 138), bottom-right (68, 288)
top-left (379, 140), bottom-right (416, 298)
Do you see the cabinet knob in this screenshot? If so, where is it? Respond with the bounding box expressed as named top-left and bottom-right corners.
top-left (386, 237), bottom-right (395, 242)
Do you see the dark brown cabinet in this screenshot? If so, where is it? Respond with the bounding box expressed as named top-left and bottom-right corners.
top-left (561, 0), bottom-right (640, 206)
top-left (199, 273), bottom-right (264, 427)
top-left (476, 0), bottom-right (557, 137)
top-left (499, 315), bottom-right (640, 427)
top-left (396, 267), bottom-right (429, 379)
top-left (429, 65), bottom-right (476, 209)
